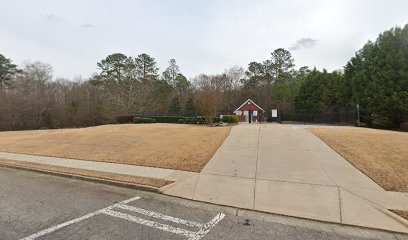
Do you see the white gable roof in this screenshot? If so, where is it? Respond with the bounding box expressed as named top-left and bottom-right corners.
top-left (233, 99), bottom-right (265, 113)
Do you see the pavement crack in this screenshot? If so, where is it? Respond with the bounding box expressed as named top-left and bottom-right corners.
top-left (252, 125), bottom-right (261, 210)
top-left (338, 186), bottom-right (343, 223)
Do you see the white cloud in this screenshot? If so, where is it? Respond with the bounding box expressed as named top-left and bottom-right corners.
top-left (289, 38), bottom-right (318, 51)
top-left (44, 14), bottom-right (63, 22)
top-left (79, 23), bottom-right (94, 28)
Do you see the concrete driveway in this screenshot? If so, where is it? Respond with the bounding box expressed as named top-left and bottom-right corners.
top-left (162, 124), bottom-right (408, 233)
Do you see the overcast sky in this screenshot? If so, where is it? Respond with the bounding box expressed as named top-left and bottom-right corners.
top-left (1, 0), bottom-right (408, 80)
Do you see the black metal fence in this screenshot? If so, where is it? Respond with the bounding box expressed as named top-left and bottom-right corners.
top-left (133, 109), bottom-right (357, 126)
top-left (135, 111), bottom-right (200, 117)
top-left (280, 109), bottom-right (356, 125)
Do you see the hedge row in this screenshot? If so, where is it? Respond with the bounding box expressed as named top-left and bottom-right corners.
top-left (178, 117), bottom-right (206, 124)
top-left (132, 116), bottom-right (208, 124)
top-left (133, 117), bottom-right (156, 124)
top-left (116, 115), bottom-right (187, 124)
top-left (148, 116), bottom-right (184, 123)
top-left (117, 114), bottom-right (235, 125)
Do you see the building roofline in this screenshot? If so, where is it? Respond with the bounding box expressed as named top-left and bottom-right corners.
top-left (233, 99), bottom-right (265, 113)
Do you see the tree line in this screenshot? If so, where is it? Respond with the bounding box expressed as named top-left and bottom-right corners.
top-left (0, 24), bottom-right (407, 130)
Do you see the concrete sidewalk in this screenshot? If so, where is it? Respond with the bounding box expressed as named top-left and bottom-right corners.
top-left (0, 151), bottom-right (194, 182)
top-left (162, 124), bottom-right (408, 233)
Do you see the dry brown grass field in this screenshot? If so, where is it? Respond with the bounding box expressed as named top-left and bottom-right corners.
top-left (0, 124), bottom-right (231, 172)
top-left (309, 127), bottom-right (408, 192)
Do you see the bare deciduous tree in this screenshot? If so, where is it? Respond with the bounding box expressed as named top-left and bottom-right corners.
top-left (194, 74), bottom-right (223, 126)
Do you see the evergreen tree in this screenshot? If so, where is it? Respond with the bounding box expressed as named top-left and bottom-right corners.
top-left (169, 97), bottom-right (181, 114)
top-left (295, 68), bottom-right (345, 112)
top-left (162, 59), bottom-right (180, 85)
top-left (344, 24), bottom-right (408, 127)
top-left (94, 53), bottom-right (141, 113)
top-left (0, 54), bottom-right (21, 92)
top-left (265, 48), bottom-right (295, 84)
top-left (185, 97), bottom-right (196, 116)
top-left (135, 53), bottom-right (159, 80)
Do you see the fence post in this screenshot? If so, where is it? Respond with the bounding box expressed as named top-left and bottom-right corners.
top-left (356, 103), bottom-right (360, 127)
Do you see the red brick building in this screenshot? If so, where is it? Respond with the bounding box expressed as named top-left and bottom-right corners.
top-left (233, 99), bottom-right (265, 123)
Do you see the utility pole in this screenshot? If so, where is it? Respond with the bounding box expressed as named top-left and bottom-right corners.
top-left (356, 103), bottom-right (360, 127)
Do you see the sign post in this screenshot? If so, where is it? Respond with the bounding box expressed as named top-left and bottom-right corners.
top-left (271, 109), bottom-right (278, 123)
top-left (271, 109), bottom-right (277, 118)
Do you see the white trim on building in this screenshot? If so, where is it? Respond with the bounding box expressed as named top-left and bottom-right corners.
top-left (233, 99), bottom-right (265, 114)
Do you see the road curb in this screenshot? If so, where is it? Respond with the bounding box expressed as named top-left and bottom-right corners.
top-left (0, 163), bottom-right (161, 193)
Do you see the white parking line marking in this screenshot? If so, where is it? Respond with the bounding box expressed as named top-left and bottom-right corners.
top-left (116, 204), bottom-right (204, 228)
top-left (20, 196), bottom-right (141, 240)
top-left (190, 213), bottom-right (225, 240)
top-left (102, 209), bottom-right (197, 238)
top-left (21, 195), bottom-right (225, 240)
top-left (103, 209), bottom-right (225, 240)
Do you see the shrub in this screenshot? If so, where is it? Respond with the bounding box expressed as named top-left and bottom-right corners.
top-left (133, 118), bottom-right (142, 124)
top-left (149, 116), bottom-right (183, 123)
top-left (182, 117), bottom-right (194, 124)
top-left (195, 116), bottom-right (206, 124)
top-left (178, 117), bottom-right (207, 124)
top-left (181, 116), bottom-right (205, 124)
top-left (147, 118), bottom-right (157, 123)
top-left (115, 114), bottom-right (139, 124)
top-left (133, 117), bottom-right (156, 124)
top-left (370, 116), bottom-right (394, 129)
top-left (221, 115), bottom-right (239, 123)
top-left (400, 122), bottom-right (408, 132)
top-left (140, 116), bottom-right (209, 124)
top-left (213, 117), bottom-right (221, 123)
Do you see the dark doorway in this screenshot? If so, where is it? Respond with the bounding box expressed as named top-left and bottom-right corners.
top-left (248, 110), bottom-right (253, 123)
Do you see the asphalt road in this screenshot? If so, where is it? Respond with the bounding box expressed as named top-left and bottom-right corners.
top-left (1, 166), bottom-right (407, 240)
